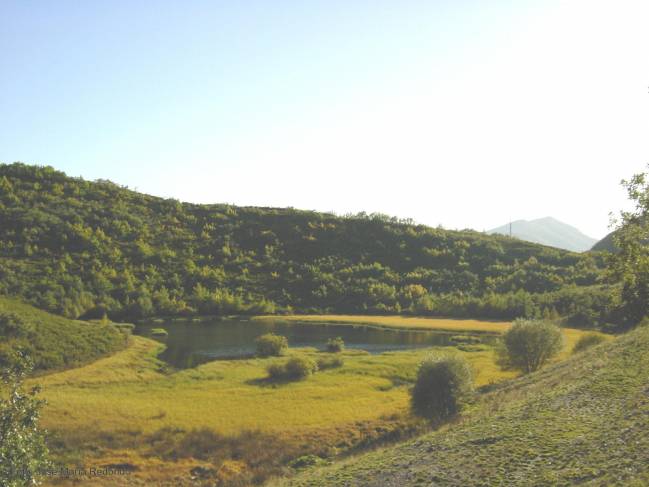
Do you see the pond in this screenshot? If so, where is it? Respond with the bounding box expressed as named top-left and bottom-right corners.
top-left (134, 319), bottom-right (498, 369)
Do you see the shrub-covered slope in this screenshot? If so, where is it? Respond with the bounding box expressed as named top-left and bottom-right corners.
top-left (283, 325), bottom-right (649, 486)
top-left (0, 296), bottom-right (126, 372)
top-left (0, 163), bottom-right (615, 323)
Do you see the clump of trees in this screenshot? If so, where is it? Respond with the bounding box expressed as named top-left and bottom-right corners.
top-left (0, 351), bottom-right (50, 486)
top-left (267, 356), bottom-right (318, 381)
top-left (411, 354), bottom-right (473, 421)
top-left (501, 319), bottom-right (564, 373)
top-left (572, 333), bottom-right (607, 353)
top-left (325, 337), bottom-right (345, 353)
top-left (255, 333), bottom-right (288, 357)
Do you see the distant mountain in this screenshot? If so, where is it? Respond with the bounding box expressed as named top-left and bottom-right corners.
top-left (488, 217), bottom-right (597, 252)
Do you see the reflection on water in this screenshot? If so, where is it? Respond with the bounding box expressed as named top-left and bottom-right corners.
top-left (134, 319), bottom-right (498, 369)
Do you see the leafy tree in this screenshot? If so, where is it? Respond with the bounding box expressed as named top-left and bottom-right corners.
top-left (501, 319), bottom-right (563, 373)
top-left (325, 337), bottom-right (345, 353)
top-left (411, 353), bottom-right (473, 420)
top-left (255, 333), bottom-right (288, 357)
top-left (0, 351), bottom-right (50, 486)
top-left (608, 167), bottom-right (649, 325)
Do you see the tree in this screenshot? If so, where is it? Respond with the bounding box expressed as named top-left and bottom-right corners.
top-left (0, 351), bottom-right (50, 486)
top-left (411, 353), bottom-right (473, 420)
top-left (255, 333), bottom-right (288, 357)
top-left (608, 167), bottom-right (649, 325)
top-left (502, 319), bottom-right (563, 373)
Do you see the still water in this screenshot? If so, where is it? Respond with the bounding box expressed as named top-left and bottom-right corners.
top-left (135, 319), bottom-right (496, 368)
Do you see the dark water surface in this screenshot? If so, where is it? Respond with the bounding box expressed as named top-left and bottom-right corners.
top-left (135, 319), bottom-right (496, 368)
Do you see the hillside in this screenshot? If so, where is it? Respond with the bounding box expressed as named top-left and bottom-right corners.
top-left (0, 163), bottom-right (615, 325)
top-left (0, 296), bottom-right (126, 372)
top-left (592, 231), bottom-right (618, 252)
top-left (488, 217), bottom-right (597, 252)
top-left (283, 323), bottom-right (649, 486)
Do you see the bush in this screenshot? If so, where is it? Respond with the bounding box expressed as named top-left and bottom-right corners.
top-left (572, 332), bottom-right (607, 353)
top-left (411, 354), bottom-right (473, 421)
top-left (255, 333), bottom-right (288, 357)
top-left (266, 356), bottom-right (318, 381)
top-left (502, 319), bottom-right (563, 373)
top-left (0, 352), bottom-right (50, 485)
top-left (325, 337), bottom-right (345, 352)
top-left (316, 356), bottom-right (344, 370)
top-left (284, 356), bottom-right (318, 379)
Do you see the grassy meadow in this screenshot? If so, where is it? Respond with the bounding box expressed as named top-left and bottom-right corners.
top-left (28, 315), bottom-right (602, 486)
top-left (279, 325), bottom-right (648, 487)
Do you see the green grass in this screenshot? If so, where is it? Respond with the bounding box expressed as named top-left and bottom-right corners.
top-left (280, 325), bottom-right (649, 486)
top-left (30, 316), bottom-right (601, 486)
top-left (0, 295), bottom-right (126, 372)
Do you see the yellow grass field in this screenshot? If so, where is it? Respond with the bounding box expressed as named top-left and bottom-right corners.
top-left (31, 316), bottom-right (607, 485)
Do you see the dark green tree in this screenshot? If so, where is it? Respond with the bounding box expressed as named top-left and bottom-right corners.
top-left (411, 353), bottom-right (473, 420)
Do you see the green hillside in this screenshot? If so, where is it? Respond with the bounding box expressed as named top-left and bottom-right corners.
top-left (283, 322), bottom-right (649, 486)
top-left (0, 163), bottom-right (617, 325)
top-left (591, 231), bottom-right (618, 252)
top-left (0, 296), bottom-right (126, 372)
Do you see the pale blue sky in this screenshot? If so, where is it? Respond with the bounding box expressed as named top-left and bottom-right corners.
top-left (1, 1), bottom-right (648, 238)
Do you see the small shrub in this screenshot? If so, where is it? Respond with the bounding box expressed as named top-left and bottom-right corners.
top-left (266, 362), bottom-right (287, 380)
top-left (411, 353), bottom-right (473, 421)
top-left (325, 337), bottom-right (345, 353)
top-left (572, 332), bottom-right (607, 353)
top-left (502, 319), bottom-right (563, 373)
top-left (266, 356), bottom-right (318, 381)
top-left (316, 356), bottom-right (344, 370)
top-left (255, 333), bottom-right (288, 357)
top-left (284, 356), bottom-right (318, 379)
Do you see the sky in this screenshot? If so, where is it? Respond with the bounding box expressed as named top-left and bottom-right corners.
top-left (1, 1), bottom-right (648, 239)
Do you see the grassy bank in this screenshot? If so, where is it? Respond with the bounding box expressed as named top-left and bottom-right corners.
top-left (280, 326), bottom-right (649, 486)
top-left (0, 296), bottom-right (127, 372)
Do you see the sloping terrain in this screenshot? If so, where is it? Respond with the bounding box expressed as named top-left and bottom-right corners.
top-left (283, 324), bottom-right (649, 486)
top-left (0, 163), bottom-right (610, 323)
top-left (0, 295), bottom-right (126, 372)
top-left (488, 217), bottom-right (597, 252)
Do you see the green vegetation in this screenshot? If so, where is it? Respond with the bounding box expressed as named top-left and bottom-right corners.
top-left (607, 166), bottom-right (649, 326)
top-left (0, 296), bottom-right (125, 372)
top-left (282, 325), bottom-right (649, 487)
top-left (325, 336), bottom-right (345, 352)
top-left (0, 163), bottom-right (619, 327)
top-left (0, 352), bottom-right (50, 487)
top-left (31, 318), bottom-right (594, 485)
top-left (411, 353), bottom-right (473, 421)
top-left (572, 332), bottom-right (608, 353)
top-left (256, 333), bottom-right (288, 357)
top-left (268, 356), bottom-right (319, 381)
top-left (316, 356), bottom-right (344, 370)
top-left (501, 319), bottom-right (564, 373)
top-left (149, 327), bottom-right (168, 337)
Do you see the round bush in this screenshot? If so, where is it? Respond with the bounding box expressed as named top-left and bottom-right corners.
top-left (326, 337), bottom-right (345, 353)
top-left (255, 333), bottom-right (288, 357)
top-left (572, 332), bottom-right (607, 353)
top-left (284, 356), bottom-right (318, 379)
top-left (502, 319), bottom-right (563, 373)
top-left (411, 354), bottom-right (473, 420)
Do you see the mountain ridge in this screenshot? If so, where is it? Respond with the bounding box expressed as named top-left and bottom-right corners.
top-left (488, 216), bottom-right (597, 252)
